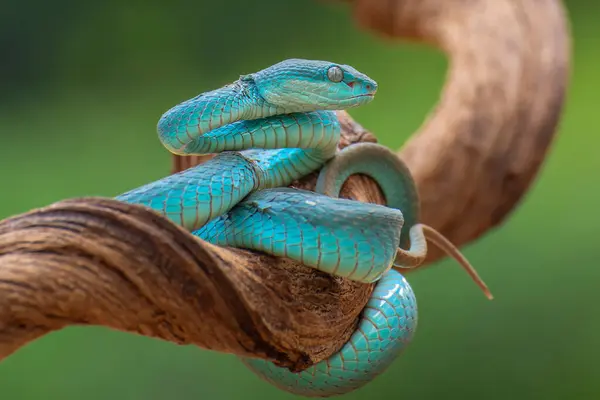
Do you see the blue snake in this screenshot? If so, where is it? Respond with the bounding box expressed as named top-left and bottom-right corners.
top-left (116, 59), bottom-right (492, 397)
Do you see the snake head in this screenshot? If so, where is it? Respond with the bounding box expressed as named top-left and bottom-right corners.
top-left (250, 59), bottom-right (378, 111)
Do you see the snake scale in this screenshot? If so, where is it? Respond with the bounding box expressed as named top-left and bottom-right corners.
top-left (116, 59), bottom-right (493, 397)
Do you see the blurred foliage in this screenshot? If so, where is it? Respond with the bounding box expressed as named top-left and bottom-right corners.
top-left (0, 0), bottom-right (598, 399)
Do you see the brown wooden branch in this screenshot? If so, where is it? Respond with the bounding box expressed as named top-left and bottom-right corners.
top-left (0, 0), bottom-right (569, 373)
top-left (0, 197), bottom-right (371, 369)
top-left (347, 0), bottom-right (571, 260)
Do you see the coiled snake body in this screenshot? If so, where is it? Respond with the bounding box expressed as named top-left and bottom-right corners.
top-left (116, 59), bottom-right (492, 397)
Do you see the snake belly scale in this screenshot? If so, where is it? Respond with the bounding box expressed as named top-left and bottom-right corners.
top-left (116, 59), bottom-right (492, 397)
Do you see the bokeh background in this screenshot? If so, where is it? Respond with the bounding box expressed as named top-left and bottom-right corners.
top-left (0, 0), bottom-right (597, 399)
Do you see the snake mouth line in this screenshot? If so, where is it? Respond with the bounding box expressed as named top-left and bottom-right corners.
top-left (346, 94), bottom-right (376, 101)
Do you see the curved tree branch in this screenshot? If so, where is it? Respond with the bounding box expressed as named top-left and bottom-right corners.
top-left (346, 0), bottom-right (571, 261)
top-left (0, 197), bottom-right (370, 368)
top-left (0, 0), bottom-right (569, 374)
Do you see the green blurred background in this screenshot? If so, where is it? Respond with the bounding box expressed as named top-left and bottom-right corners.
top-left (0, 0), bottom-right (597, 399)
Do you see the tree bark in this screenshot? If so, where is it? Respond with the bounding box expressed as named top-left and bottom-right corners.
top-left (0, 0), bottom-right (570, 372)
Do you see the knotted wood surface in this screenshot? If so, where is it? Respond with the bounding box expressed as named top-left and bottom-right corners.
top-left (0, 0), bottom-right (570, 372)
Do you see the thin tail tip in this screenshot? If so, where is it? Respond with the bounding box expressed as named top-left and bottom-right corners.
top-left (483, 287), bottom-right (494, 301)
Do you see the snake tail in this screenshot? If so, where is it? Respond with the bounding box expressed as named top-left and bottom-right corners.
top-left (315, 142), bottom-right (493, 299)
top-left (419, 224), bottom-right (494, 300)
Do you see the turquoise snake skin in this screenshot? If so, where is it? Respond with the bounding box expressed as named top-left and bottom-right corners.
top-left (115, 59), bottom-right (492, 397)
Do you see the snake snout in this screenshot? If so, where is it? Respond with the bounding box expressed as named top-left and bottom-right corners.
top-left (365, 81), bottom-right (377, 94)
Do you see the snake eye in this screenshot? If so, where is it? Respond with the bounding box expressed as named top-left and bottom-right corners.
top-left (327, 66), bottom-right (344, 83)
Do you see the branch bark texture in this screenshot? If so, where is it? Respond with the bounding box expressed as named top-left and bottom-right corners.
top-left (0, 0), bottom-right (570, 372)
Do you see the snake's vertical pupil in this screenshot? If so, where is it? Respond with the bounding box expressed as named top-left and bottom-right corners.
top-left (327, 66), bottom-right (344, 83)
